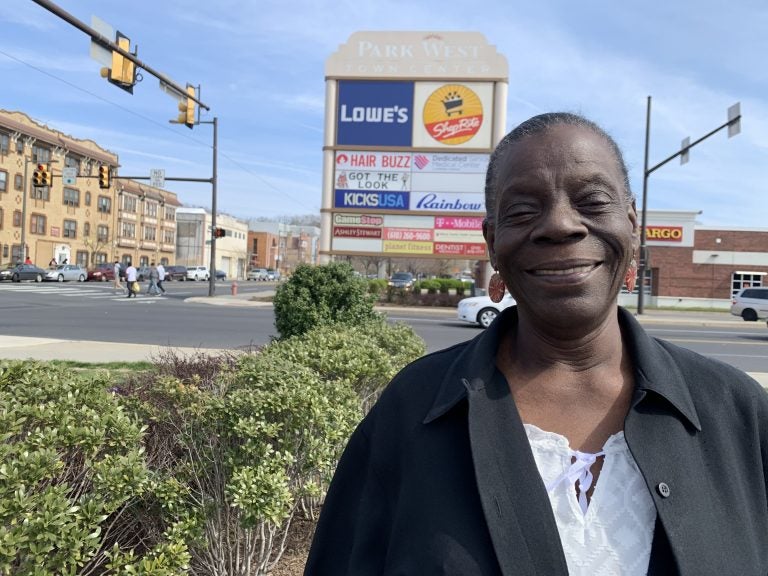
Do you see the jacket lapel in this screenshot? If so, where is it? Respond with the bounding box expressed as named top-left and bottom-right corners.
top-left (620, 310), bottom-right (724, 575)
top-left (465, 370), bottom-right (570, 576)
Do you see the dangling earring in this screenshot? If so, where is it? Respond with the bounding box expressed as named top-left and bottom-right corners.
top-left (624, 257), bottom-right (638, 292)
top-left (488, 270), bottom-right (506, 303)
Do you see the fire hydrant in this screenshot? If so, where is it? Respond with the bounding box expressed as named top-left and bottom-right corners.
top-left (230, 280), bottom-right (238, 296)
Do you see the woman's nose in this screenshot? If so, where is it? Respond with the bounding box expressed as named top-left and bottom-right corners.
top-left (532, 197), bottom-right (587, 243)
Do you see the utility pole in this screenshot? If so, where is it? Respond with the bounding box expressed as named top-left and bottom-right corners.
top-left (636, 96), bottom-right (741, 314)
top-left (200, 117), bottom-right (219, 297)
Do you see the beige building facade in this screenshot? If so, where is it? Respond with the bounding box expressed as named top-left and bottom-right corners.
top-left (0, 110), bottom-right (180, 269)
top-left (176, 208), bottom-right (248, 279)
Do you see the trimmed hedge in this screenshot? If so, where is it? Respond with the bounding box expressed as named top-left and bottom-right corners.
top-left (273, 262), bottom-right (379, 339)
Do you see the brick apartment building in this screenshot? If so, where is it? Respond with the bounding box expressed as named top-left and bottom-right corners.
top-left (0, 110), bottom-right (180, 269)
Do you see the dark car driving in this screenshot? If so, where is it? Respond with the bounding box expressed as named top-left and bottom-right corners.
top-left (164, 265), bottom-right (188, 281)
top-left (0, 263), bottom-right (46, 282)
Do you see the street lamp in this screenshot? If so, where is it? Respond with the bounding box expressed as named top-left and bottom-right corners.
top-left (637, 96), bottom-right (741, 314)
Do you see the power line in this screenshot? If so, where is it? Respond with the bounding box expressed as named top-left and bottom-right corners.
top-left (0, 46), bottom-right (311, 209)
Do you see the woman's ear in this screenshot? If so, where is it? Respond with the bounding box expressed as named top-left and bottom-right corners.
top-left (483, 217), bottom-right (497, 268)
top-left (628, 199), bottom-right (641, 253)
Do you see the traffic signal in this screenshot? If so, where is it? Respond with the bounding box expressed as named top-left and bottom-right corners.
top-left (100, 33), bottom-right (136, 93)
top-left (98, 165), bottom-right (111, 189)
top-left (177, 85), bottom-right (196, 129)
top-left (213, 227), bottom-right (226, 239)
top-left (32, 164), bottom-right (44, 187)
top-left (32, 164), bottom-right (50, 187)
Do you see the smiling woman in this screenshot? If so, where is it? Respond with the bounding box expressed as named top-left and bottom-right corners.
top-left (305, 113), bottom-right (768, 576)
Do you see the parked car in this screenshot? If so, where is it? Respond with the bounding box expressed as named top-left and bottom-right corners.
top-left (247, 268), bottom-right (268, 281)
top-left (215, 269), bottom-right (227, 281)
top-left (266, 268), bottom-right (281, 281)
top-left (0, 264), bottom-right (46, 283)
top-left (730, 287), bottom-right (768, 321)
top-left (388, 272), bottom-right (415, 289)
top-left (44, 264), bottom-right (86, 282)
top-left (457, 292), bottom-right (517, 328)
top-left (135, 266), bottom-right (152, 281)
top-left (186, 265), bottom-right (210, 281)
top-left (164, 265), bottom-right (188, 281)
top-left (87, 263), bottom-right (124, 282)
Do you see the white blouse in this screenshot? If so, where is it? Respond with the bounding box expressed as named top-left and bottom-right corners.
top-left (524, 423), bottom-right (657, 576)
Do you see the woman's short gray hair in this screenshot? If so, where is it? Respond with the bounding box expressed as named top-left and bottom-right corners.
top-left (484, 112), bottom-right (633, 223)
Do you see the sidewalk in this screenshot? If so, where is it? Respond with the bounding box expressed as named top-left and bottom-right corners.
top-left (1, 293), bottom-right (765, 386)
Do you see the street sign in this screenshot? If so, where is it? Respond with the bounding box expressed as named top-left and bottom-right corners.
top-left (89, 16), bottom-right (113, 67)
top-left (728, 102), bottom-right (741, 138)
top-left (150, 168), bottom-right (165, 188)
top-left (62, 167), bottom-right (77, 185)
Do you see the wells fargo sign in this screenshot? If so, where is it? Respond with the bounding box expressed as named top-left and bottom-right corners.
top-left (646, 226), bottom-right (683, 242)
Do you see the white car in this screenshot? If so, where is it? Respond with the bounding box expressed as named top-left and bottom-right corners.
top-left (457, 293), bottom-right (517, 328)
top-left (186, 265), bottom-right (210, 281)
top-left (730, 287), bottom-right (768, 321)
top-left (44, 264), bottom-right (86, 282)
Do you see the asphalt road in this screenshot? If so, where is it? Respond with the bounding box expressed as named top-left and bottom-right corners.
top-left (1, 280), bottom-right (767, 375)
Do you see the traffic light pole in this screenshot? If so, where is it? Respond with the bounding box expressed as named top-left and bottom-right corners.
top-left (20, 160), bottom-right (29, 262)
top-left (636, 96), bottom-right (742, 314)
top-left (201, 117), bottom-right (218, 298)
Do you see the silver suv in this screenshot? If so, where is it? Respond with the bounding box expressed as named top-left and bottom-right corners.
top-left (186, 265), bottom-right (210, 281)
top-left (730, 287), bottom-right (768, 321)
top-left (247, 268), bottom-right (268, 281)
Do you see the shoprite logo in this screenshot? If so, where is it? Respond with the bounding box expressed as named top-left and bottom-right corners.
top-left (423, 84), bottom-right (483, 146)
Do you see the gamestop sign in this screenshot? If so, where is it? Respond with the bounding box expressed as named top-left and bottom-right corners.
top-left (337, 81), bottom-right (414, 146)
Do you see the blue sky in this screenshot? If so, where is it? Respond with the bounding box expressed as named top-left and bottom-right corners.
top-left (1, 0), bottom-right (766, 228)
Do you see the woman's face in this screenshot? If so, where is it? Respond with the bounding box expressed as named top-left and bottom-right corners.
top-left (485, 124), bottom-right (638, 326)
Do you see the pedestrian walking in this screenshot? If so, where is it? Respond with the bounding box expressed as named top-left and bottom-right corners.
top-left (147, 262), bottom-right (160, 296)
top-left (113, 260), bottom-right (123, 291)
top-left (156, 262), bottom-right (167, 295)
top-left (125, 263), bottom-right (138, 298)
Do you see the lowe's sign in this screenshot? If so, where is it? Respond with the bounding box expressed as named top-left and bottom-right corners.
top-left (337, 81), bottom-right (414, 146)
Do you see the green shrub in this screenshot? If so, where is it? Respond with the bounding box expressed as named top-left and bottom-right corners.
top-left (273, 262), bottom-right (379, 339)
top-left (367, 278), bottom-right (388, 295)
top-left (117, 350), bottom-right (360, 575)
top-left (263, 317), bottom-right (426, 409)
top-left (0, 361), bottom-right (187, 575)
top-left (420, 279), bottom-right (441, 294)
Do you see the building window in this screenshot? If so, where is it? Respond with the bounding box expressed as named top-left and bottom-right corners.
top-left (143, 225), bottom-right (156, 241)
top-left (145, 202), bottom-right (158, 218)
top-left (63, 219), bottom-right (77, 238)
top-left (31, 186), bottom-right (50, 201)
top-left (64, 155), bottom-right (81, 175)
top-left (121, 221), bottom-right (135, 238)
top-left (30, 214), bottom-right (46, 235)
top-left (85, 191), bottom-right (91, 206)
top-left (731, 272), bottom-right (765, 297)
top-left (0, 208), bottom-right (3, 230)
top-left (160, 257), bottom-right (169, 266)
top-left (13, 210), bottom-right (21, 227)
top-left (122, 254), bottom-right (132, 267)
top-left (165, 206), bottom-right (175, 221)
top-left (97, 225), bottom-right (109, 242)
top-left (63, 187), bottom-right (80, 207)
top-left (84, 222), bottom-right (90, 237)
top-left (76, 250), bottom-right (88, 268)
top-left (123, 195), bottom-right (137, 213)
top-left (94, 253), bottom-right (108, 265)
top-left (0, 170), bottom-right (6, 193)
top-left (31, 144), bottom-right (51, 164)
top-left (15, 139), bottom-right (24, 154)
top-left (14, 173), bottom-right (22, 191)
top-left (97, 196), bottom-right (111, 213)
top-left (163, 229), bottom-right (175, 244)
top-left (139, 256), bottom-right (149, 267)
top-left (0, 132), bottom-right (8, 154)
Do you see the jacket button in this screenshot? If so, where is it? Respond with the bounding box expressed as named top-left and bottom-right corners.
top-left (656, 482), bottom-right (671, 498)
